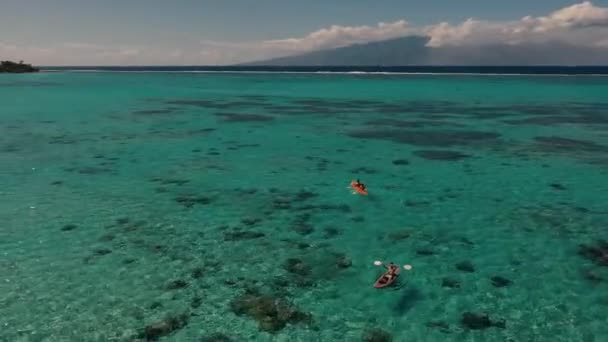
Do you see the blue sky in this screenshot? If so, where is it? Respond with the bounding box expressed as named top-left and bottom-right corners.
top-left (2, 1), bottom-right (608, 65)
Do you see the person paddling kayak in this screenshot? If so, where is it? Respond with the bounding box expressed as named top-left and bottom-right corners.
top-left (373, 261), bottom-right (412, 288)
top-left (350, 179), bottom-right (368, 195)
top-left (382, 262), bottom-right (399, 280)
top-left (355, 179), bottom-right (366, 191)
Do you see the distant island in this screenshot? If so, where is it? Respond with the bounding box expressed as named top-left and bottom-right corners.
top-left (0, 60), bottom-right (39, 73)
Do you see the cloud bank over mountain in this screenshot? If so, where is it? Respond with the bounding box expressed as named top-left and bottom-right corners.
top-left (262, 1), bottom-right (608, 52)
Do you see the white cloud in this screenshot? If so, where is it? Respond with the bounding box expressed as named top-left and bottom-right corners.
top-left (532, 1), bottom-right (608, 30)
top-left (2, 2), bottom-right (608, 65)
top-left (425, 19), bottom-right (504, 47)
top-left (262, 20), bottom-right (416, 52)
top-left (425, 1), bottom-right (608, 47)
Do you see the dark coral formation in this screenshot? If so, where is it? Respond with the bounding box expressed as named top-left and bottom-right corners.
top-left (347, 129), bottom-right (500, 147)
top-left (281, 238), bottom-right (311, 250)
top-left (271, 189), bottom-right (321, 210)
top-left (441, 278), bottom-right (460, 289)
top-left (133, 108), bottom-right (176, 115)
top-left (293, 222), bottom-right (315, 235)
top-left (413, 150), bottom-right (471, 161)
top-left (84, 247), bottom-right (112, 264)
top-left (241, 217), bottom-right (263, 226)
top-left (403, 200), bottom-right (430, 208)
top-left (116, 217), bottom-right (131, 225)
top-left (150, 177), bottom-right (190, 186)
top-left (578, 240), bottom-right (608, 266)
top-left (362, 328), bottom-right (393, 342)
top-left (114, 218), bottom-right (147, 232)
top-left (284, 258), bottom-right (312, 276)
top-left (230, 289), bottom-right (311, 333)
top-left (138, 313), bottom-right (189, 340)
top-left (166, 279), bottom-right (188, 290)
top-left (216, 112), bottom-right (275, 122)
top-left (350, 167), bottom-right (378, 174)
top-left (149, 302), bottom-right (163, 310)
top-left (224, 230), bottom-right (265, 241)
top-left (455, 261), bottom-right (475, 273)
top-left (323, 226), bottom-right (342, 238)
top-left (460, 312), bottom-right (505, 330)
top-left (276, 249), bottom-right (353, 289)
top-left (364, 118), bottom-right (456, 128)
top-left (309, 156), bottom-right (332, 171)
top-left (61, 224), bottom-right (78, 232)
top-left (272, 274), bottom-right (315, 290)
top-left (166, 98), bottom-right (269, 110)
top-left (292, 214), bottom-right (314, 236)
top-left (392, 159), bottom-right (409, 165)
top-left (63, 164), bottom-right (114, 175)
top-left (532, 136), bottom-right (608, 153)
top-left (290, 202), bottom-right (352, 214)
top-left (294, 190), bottom-right (318, 201)
top-left (191, 296), bottom-right (203, 309)
top-left (503, 103), bottom-right (608, 126)
top-left (351, 215), bottom-right (365, 223)
top-left (387, 230), bottom-right (411, 241)
top-left (175, 195), bottom-right (213, 208)
top-left (490, 276), bottom-right (513, 288)
top-left (94, 248), bottom-right (112, 256)
top-left (511, 204), bottom-right (591, 235)
top-left (335, 254), bottom-right (352, 268)
top-left (416, 248), bottom-right (435, 256)
top-left (549, 183), bottom-right (567, 191)
top-left (582, 270), bottom-right (603, 283)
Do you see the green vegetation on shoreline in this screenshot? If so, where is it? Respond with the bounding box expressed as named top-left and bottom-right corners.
top-left (1, 60), bottom-right (39, 73)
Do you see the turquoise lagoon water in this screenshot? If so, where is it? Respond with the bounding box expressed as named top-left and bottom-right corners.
top-left (1, 71), bottom-right (608, 341)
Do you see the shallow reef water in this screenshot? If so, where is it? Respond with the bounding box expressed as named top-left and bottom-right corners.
top-left (1, 72), bottom-right (608, 341)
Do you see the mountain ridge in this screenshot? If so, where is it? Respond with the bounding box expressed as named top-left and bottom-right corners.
top-left (239, 36), bottom-right (608, 66)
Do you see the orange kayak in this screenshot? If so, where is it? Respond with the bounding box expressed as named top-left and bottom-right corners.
top-left (351, 180), bottom-right (368, 195)
top-left (374, 267), bottom-right (400, 288)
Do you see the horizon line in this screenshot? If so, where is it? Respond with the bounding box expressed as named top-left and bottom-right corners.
top-left (38, 65), bottom-right (608, 68)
